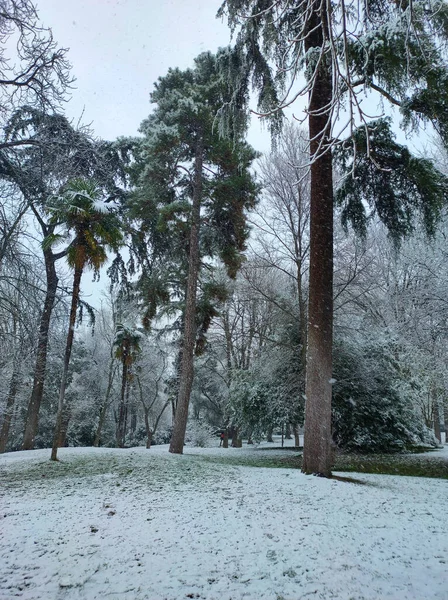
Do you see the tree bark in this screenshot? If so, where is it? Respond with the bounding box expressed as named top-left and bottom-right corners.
top-left (22, 250), bottom-right (58, 449)
top-left (94, 359), bottom-right (116, 447)
top-left (302, 5), bottom-right (334, 477)
top-left (0, 363), bottom-right (20, 453)
top-left (292, 423), bottom-right (300, 448)
top-left (433, 399), bottom-right (442, 443)
top-left (57, 406), bottom-right (71, 447)
top-left (444, 405), bottom-right (448, 445)
top-left (169, 136), bottom-right (203, 454)
top-left (51, 266), bottom-right (82, 461)
top-left (116, 358), bottom-right (129, 448)
top-left (144, 408), bottom-right (153, 449)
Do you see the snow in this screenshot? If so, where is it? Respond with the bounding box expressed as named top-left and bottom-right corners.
top-left (1, 443), bottom-right (448, 600)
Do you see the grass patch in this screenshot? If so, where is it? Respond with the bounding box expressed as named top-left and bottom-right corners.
top-left (198, 447), bottom-right (448, 479)
top-left (333, 452), bottom-right (448, 479)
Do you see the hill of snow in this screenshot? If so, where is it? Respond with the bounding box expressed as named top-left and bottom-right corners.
top-left (1, 444), bottom-right (447, 599)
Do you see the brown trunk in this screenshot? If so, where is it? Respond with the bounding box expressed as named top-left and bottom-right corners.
top-left (223, 431), bottom-right (229, 448)
top-left (302, 5), bottom-right (334, 476)
top-left (298, 262), bottom-right (308, 381)
top-left (57, 406), bottom-right (71, 447)
top-left (0, 364), bottom-right (20, 453)
top-left (22, 250), bottom-right (58, 449)
top-left (169, 136), bottom-right (203, 454)
top-left (51, 266), bottom-right (82, 461)
top-left (285, 422), bottom-right (291, 440)
top-left (266, 426), bottom-right (274, 443)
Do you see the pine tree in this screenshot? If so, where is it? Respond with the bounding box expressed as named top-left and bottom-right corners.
top-left (131, 51), bottom-right (258, 454)
top-left (219, 0), bottom-right (448, 475)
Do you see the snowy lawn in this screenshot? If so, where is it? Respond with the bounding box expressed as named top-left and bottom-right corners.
top-left (1, 444), bottom-right (447, 600)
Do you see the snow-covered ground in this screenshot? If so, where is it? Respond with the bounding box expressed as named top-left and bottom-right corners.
top-left (1, 443), bottom-right (447, 600)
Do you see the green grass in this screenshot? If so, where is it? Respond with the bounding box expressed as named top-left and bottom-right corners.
top-left (198, 446), bottom-right (448, 479)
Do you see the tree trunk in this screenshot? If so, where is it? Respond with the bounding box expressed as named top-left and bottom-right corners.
top-left (223, 430), bottom-right (229, 448)
top-left (444, 405), bottom-right (448, 444)
top-left (144, 408), bottom-right (152, 449)
top-left (22, 250), bottom-right (58, 450)
top-left (116, 359), bottom-right (129, 448)
top-left (285, 422), bottom-right (291, 440)
top-left (130, 397), bottom-right (137, 434)
top-left (302, 6), bottom-right (334, 477)
top-left (0, 364), bottom-right (20, 453)
top-left (292, 423), bottom-right (300, 448)
top-left (266, 426), bottom-right (274, 443)
top-left (57, 406), bottom-right (71, 447)
top-left (169, 136), bottom-right (203, 454)
top-left (433, 399), bottom-right (442, 443)
top-left (51, 266), bottom-right (82, 461)
top-left (94, 359), bottom-right (116, 447)
top-left (231, 426), bottom-right (239, 447)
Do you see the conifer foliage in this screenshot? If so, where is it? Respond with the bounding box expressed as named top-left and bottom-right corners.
top-left (219, 0), bottom-right (448, 475)
top-left (132, 51), bottom-right (259, 454)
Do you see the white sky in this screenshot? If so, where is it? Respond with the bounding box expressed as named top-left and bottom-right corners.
top-left (35, 0), bottom-right (273, 152)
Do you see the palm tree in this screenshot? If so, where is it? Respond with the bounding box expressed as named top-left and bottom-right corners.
top-left (47, 179), bottom-right (123, 461)
top-left (114, 323), bottom-right (142, 448)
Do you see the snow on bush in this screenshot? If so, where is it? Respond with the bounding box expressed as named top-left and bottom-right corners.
top-left (185, 419), bottom-right (215, 447)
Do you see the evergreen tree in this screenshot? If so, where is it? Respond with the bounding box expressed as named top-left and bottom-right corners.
top-left (114, 323), bottom-right (142, 448)
top-left (45, 179), bottom-right (123, 461)
top-left (219, 0), bottom-right (448, 475)
top-left (131, 51), bottom-right (259, 454)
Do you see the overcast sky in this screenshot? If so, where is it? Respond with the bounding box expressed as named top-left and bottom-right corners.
top-left (35, 0), bottom-right (273, 152)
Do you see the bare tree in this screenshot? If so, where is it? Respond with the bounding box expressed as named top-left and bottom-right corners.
top-left (0, 0), bottom-right (71, 119)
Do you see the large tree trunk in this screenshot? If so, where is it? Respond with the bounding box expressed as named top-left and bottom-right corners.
top-left (302, 6), bottom-right (334, 477)
top-left (51, 266), bottom-right (82, 461)
top-left (169, 137), bottom-right (203, 454)
top-left (0, 363), bottom-right (20, 453)
top-left (22, 250), bottom-right (58, 450)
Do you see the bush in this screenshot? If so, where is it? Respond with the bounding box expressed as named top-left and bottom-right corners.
top-left (185, 419), bottom-right (215, 447)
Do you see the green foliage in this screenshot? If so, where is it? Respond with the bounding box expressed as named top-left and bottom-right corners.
top-left (332, 336), bottom-right (432, 453)
top-left (45, 178), bottom-right (124, 274)
top-left (228, 369), bottom-right (272, 439)
top-left (334, 119), bottom-right (448, 242)
top-left (114, 324), bottom-right (143, 368)
top-left (130, 50), bottom-right (259, 348)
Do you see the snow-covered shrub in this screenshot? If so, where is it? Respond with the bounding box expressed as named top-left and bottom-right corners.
top-left (332, 337), bottom-right (434, 453)
top-left (185, 419), bottom-right (215, 447)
